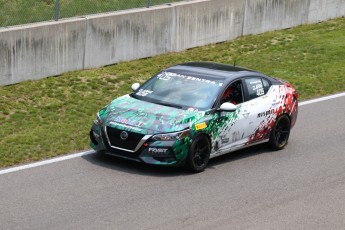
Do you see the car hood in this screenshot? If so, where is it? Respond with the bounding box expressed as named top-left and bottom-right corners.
top-left (99, 95), bottom-right (206, 135)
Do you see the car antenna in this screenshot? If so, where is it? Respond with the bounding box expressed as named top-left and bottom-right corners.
top-left (233, 58), bottom-right (237, 67)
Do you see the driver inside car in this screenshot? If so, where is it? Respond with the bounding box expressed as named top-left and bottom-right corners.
top-left (221, 86), bottom-right (237, 105)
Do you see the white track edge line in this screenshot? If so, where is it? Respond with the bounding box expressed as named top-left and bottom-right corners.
top-left (1, 91), bottom-right (345, 175)
top-left (299, 92), bottom-right (345, 106)
top-left (0, 150), bottom-right (94, 175)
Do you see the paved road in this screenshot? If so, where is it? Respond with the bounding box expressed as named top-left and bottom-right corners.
top-left (1, 96), bottom-right (345, 230)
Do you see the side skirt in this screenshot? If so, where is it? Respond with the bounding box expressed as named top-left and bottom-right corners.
top-left (210, 139), bottom-right (269, 159)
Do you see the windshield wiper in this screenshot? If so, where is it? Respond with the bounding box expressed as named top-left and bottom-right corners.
top-left (154, 101), bottom-right (183, 109)
top-left (130, 94), bottom-right (182, 109)
top-left (130, 93), bottom-right (140, 99)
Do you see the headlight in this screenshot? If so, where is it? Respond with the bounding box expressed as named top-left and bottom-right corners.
top-left (152, 129), bottom-right (190, 141)
top-left (93, 113), bottom-right (103, 126)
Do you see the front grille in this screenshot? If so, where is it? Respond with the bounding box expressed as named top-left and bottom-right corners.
top-left (105, 126), bottom-right (145, 151)
top-left (103, 140), bottom-right (142, 159)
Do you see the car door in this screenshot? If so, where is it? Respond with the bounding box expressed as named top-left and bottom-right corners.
top-left (214, 79), bottom-right (250, 153)
top-left (215, 76), bottom-right (275, 154)
top-left (241, 76), bottom-right (278, 144)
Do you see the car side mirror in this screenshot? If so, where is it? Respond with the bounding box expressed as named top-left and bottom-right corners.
top-left (131, 83), bottom-right (140, 91)
top-left (219, 102), bottom-right (237, 112)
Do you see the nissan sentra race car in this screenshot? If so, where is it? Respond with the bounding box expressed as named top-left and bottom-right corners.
top-left (90, 62), bottom-right (298, 172)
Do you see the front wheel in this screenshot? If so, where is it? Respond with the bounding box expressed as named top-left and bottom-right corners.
top-left (269, 114), bottom-right (291, 150)
top-left (185, 135), bottom-right (211, 173)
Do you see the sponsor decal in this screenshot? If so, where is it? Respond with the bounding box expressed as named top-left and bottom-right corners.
top-left (220, 135), bottom-right (229, 144)
top-left (195, 122), bottom-right (207, 130)
top-left (157, 73), bottom-right (171, 80)
top-left (148, 148), bottom-right (169, 155)
top-left (248, 79), bottom-right (261, 85)
top-left (114, 116), bottom-right (146, 127)
top-left (109, 122), bottom-right (143, 132)
top-left (257, 109), bottom-right (275, 118)
top-left (156, 71), bottom-right (217, 85)
top-left (256, 88), bottom-right (265, 96)
top-left (136, 89), bottom-right (153, 97)
top-left (249, 79), bottom-right (264, 96)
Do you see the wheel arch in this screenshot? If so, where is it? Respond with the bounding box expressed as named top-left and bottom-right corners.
top-left (185, 131), bottom-right (212, 173)
top-left (193, 131), bottom-right (212, 150)
top-left (282, 112), bottom-right (292, 125)
top-left (269, 112), bottom-right (291, 150)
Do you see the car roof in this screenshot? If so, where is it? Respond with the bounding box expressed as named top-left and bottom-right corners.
top-left (165, 62), bottom-right (261, 81)
top-left (179, 62), bottom-right (257, 73)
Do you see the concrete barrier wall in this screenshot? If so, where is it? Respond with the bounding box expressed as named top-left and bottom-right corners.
top-left (172, 0), bottom-right (244, 51)
top-left (243, 0), bottom-right (310, 35)
top-left (0, 19), bottom-right (86, 84)
top-left (308, 0), bottom-right (345, 23)
top-left (0, 0), bottom-right (344, 85)
top-left (84, 7), bottom-right (174, 68)
top-left (83, 0), bottom-right (245, 69)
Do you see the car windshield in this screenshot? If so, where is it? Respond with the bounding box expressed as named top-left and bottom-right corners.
top-left (131, 71), bottom-right (224, 110)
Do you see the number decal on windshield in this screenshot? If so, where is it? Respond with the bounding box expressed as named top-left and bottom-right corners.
top-left (136, 89), bottom-right (153, 97)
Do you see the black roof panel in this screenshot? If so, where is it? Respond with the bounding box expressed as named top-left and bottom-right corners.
top-left (177, 62), bottom-right (257, 73)
top-left (165, 62), bottom-right (259, 82)
top-left (164, 62), bottom-right (280, 84)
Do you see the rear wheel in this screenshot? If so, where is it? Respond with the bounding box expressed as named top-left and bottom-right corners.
top-left (185, 135), bottom-right (211, 173)
top-left (269, 114), bottom-right (291, 150)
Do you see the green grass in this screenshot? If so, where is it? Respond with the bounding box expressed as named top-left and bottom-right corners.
top-left (0, 0), bottom-right (182, 27)
top-left (1, 17), bottom-right (345, 168)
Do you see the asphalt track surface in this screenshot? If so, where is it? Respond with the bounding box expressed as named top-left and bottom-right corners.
top-left (1, 94), bottom-right (345, 230)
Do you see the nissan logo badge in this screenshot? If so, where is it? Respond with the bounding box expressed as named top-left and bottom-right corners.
top-left (120, 131), bottom-right (128, 140)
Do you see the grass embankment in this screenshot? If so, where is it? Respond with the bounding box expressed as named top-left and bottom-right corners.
top-left (1, 18), bottom-right (345, 168)
top-left (0, 0), bottom-right (180, 27)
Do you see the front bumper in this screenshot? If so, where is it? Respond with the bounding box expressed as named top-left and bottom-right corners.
top-left (90, 128), bottom-right (188, 166)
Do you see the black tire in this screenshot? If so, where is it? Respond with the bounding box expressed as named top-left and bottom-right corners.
top-left (185, 135), bottom-right (211, 173)
top-left (269, 114), bottom-right (291, 150)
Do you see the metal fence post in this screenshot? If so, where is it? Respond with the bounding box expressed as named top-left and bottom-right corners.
top-left (55, 0), bottom-right (60, 21)
top-left (147, 0), bottom-right (151, 8)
